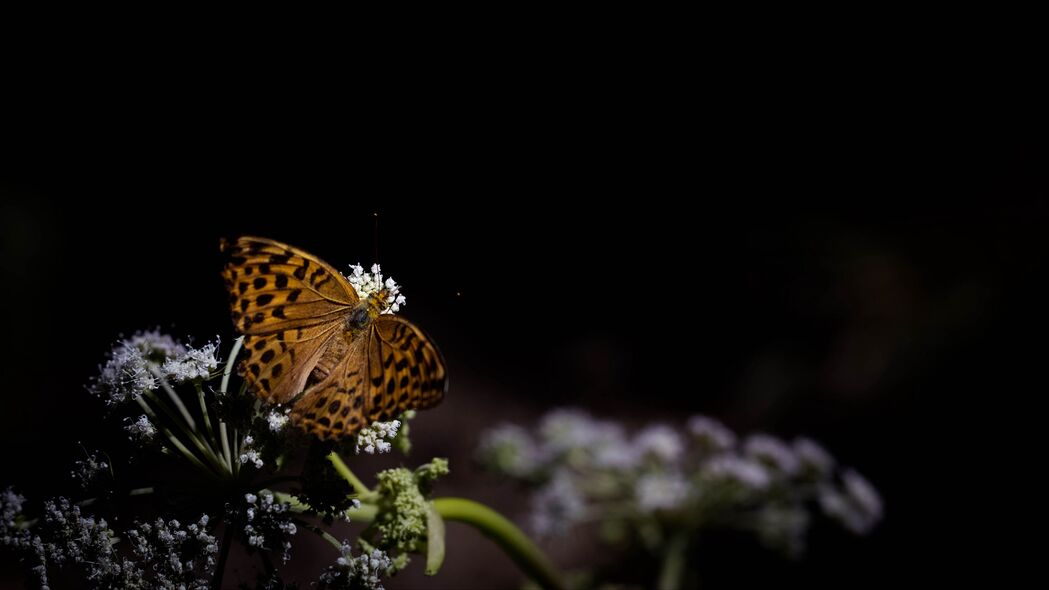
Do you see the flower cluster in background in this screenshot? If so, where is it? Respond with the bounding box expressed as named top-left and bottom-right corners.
top-left (478, 408), bottom-right (883, 570)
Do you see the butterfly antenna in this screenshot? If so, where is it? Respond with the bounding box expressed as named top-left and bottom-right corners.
top-left (373, 211), bottom-right (380, 267)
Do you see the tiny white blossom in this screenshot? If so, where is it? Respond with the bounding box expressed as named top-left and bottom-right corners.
top-left (356, 420), bottom-right (401, 454)
top-left (345, 263), bottom-right (405, 314)
top-left (239, 437), bottom-right (263, 469)
top-left (319, 543), bottom-right (393, 590)
top-left (266, 410), bottom-right (290, 432)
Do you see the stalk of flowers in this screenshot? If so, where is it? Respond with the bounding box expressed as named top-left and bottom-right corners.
top-left (477, 409), bottom-right (883, 587)
top-left (1, 263), bottom-right (566, 590)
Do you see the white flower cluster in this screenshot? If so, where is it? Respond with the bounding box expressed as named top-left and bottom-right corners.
top-left (242, 492), bottom-right (296, 563)
top-left (239, 435), bottom-right (264, 469)
top-left (1, 494), bottom-right (216, 589)
top-left (346, 263), bottom-right (406, 314)
top-left (477, 408), bottom-right (884, 551)
top-left (318, 542), bottom-right (394, 590)
top-left (266, 409), bottom-right (290, 432)
top-left (161, 340), bottom-right (220, 383)
top-left (71, 451), bottom-right (109, 489)
top-left (125, 414), bottom-right (157, 443)
top-left (91, 331), bottom-right (223, 405)
top-left (356, 419), bottom-right (401, 454)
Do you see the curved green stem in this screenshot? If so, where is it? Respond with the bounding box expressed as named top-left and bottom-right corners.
top-left (326, 452), bottom-right (373, 497)
top-left (432, 497), bottom-right (565, 590)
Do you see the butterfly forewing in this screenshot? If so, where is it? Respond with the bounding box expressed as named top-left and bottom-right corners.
top-left (221, 236), bottom-right (359, 334)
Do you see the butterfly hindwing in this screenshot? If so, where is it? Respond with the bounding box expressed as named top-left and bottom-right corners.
top-left (291, 338), bottom-right (369, 440)
top-left (222, 236), bottom-right (359, 334)
top-left (241, 324), bottom-right (342, 404)
top-left (365, 315), bottom-right (447, 422)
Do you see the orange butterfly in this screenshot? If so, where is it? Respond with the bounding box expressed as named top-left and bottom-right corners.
top-left (220, 236), bottom-right (446, 440)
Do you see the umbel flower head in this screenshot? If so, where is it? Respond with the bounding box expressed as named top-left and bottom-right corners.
top-left (90, 331), bottom-right (220, 405)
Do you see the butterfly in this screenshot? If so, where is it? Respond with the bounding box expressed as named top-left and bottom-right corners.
top-left (220, 236), bottom-right (447, 440)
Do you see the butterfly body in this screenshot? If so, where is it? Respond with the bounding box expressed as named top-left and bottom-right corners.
top-left (221, 236), bottom-right (447, 440)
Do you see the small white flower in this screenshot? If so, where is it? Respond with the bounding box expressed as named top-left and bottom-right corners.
top-left (266, 409), bottom-right (290, 432)
top-left (636, 472), bottom-right (690, 512)
top-left (355, 420), bottom-right (401, 454)
top-left (345, 263), bottom-right (405, 314)
top-left (245, 493), bottom-right (258, 504)
top-left (239, 450), bottom-right (263, 469)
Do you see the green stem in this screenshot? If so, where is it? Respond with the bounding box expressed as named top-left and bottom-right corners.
top-left (151, 369), bottom-right (197, 431)
top-left (217, 337), bottom-right (242, 472)
top-left (657, 533), bottom-right (688, 590)
top-left (326, 452), bottom-right (373, 497)
top-left (432, 497), bottom-right (565, 590)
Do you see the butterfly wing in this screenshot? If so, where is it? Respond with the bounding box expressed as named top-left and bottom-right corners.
top-left (241, 325), bottom-right (342, 404)
top-left (291, 315), bottom-right (447, 440)
top-left (365, 315), bottom-right (447, 421)
top-left (221, 236), bottom-right (359, 334)
top-left (222, 236), bottom-right (358, 403)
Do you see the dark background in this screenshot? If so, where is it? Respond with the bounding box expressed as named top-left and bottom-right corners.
top-left (1, 95), bottom-right (1045, 588)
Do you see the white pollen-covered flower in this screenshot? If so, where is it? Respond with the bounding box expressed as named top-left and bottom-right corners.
top-left (356, 420), bottom-right (401, 454)
top-left (266, 409), bottom-right (290, 432)
top-left (346, 263), bottom-right (405, 314)
top-left (161, 340), bottom-right (220, 383)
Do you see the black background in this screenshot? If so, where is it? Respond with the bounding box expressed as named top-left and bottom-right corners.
top-left (1, 76), bottom-right (1045, 588)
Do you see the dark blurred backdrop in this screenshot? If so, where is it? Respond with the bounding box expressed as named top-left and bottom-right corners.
top-left (1, 104), bottom-right (1045, 588)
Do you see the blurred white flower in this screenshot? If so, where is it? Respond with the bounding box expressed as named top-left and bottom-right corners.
top-left (744, 434), bottom-right (801, 476)
top-left (704, 454), bottom-right (772, 490)
top-left (634, 424), bottom-right (685, 463)
top-left (636, 472), bottom-right (690, 512)
top-left (819, 469), bottom-right (883, 534)
top-left (687, 415), bottom-right (737, 451)
top-left (793, 437), bottom-right (835, 475)
top-left (477, 424), bottom-right (540, 477)
top-left (531, 473), bottom-right (586, 536)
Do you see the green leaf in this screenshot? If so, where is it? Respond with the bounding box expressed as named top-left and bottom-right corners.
top-left (425, 501), bottom-right (446, 575)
